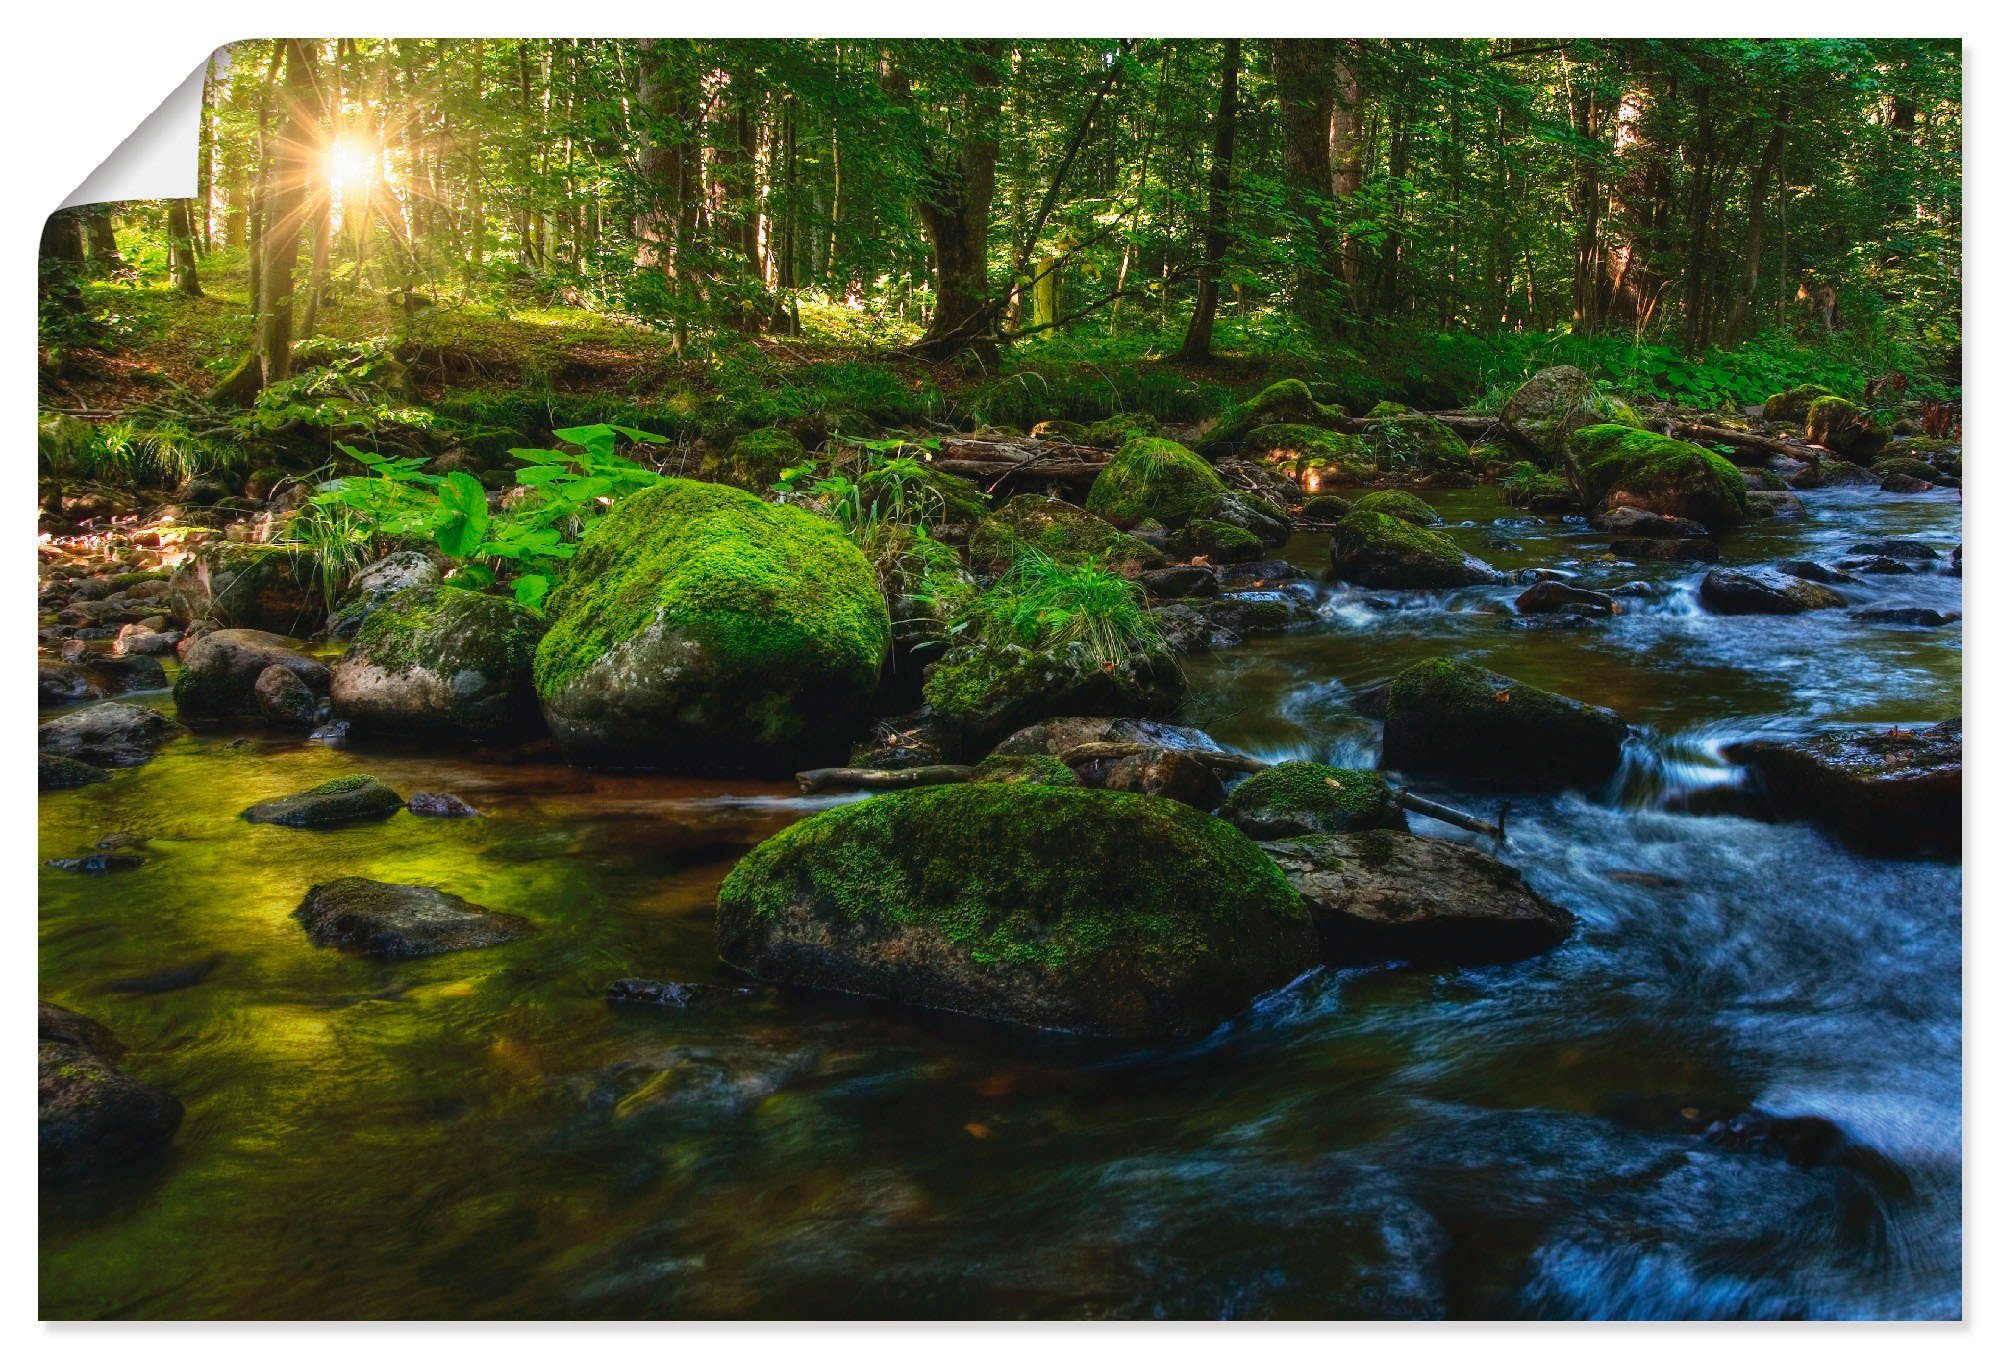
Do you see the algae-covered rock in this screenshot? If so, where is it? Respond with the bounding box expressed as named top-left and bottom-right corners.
top-left (1085, 437), bottom-right (1228, 527)
top-left (1195, 380), bottom-right (1339, 456)
top-left (168, 542), bottom-right (326, 635)
top-left (533, 478), bottom-right (890, 773)
top-left (173, 628), bottom-right (331, 721)
top-left (1327, 511), bottom-right (1503, 589)
top-left (1500, 365), bottom-right (1642, 465)
top-left (1263, 830), bottom-right (1576, 965)
top-left (1763, 385), bottom-right (1839, 424)
top-left (965, 494), bottom-right (1165, 578)
top-left (332, 585), bottom-right (545, 742)
top-left (293, 877), bottom-right (532, 957)
top-left (1221, 762), bottom-right (1407, 840)
top-left (1803, 397), bottom-right (1889, 460)
top-left (1868, 455), bottom-right (1936, 485)
top-left (700, 427), bottom-right (806, 491)
top-left (242, 774), bottom-right (405, 827)
top-left (1350, 489), bottom-right (1442, 526)
top-left (1569, 424), bottom-right (1748, 530)
top-left (39, 753), bottom-right (110, 791)
top-left (1382, 657), bottom-right (1628, 790)
top-left (714, 782), bottom-right (1317, 1037)
top-left (39, 1005), bottom-right (183, 1180)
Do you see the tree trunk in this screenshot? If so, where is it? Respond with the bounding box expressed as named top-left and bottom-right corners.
top-left (167, 199), bottom-right (204, 296)
top-left (221, 38), bottom-right (320, 402)
top-left (907, 42), bottom-right (1003, 360)
top-left (1724, 104), bottom-right (1785, 345)
top-left (1177, 38), bottom-right (1240, 361)
top-left (1269, 39), bottom-right (1339, 335)
top-left (83, 207), bottom-right (123, 275)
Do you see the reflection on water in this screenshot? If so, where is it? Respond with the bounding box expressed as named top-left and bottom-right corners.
top-left (40, 485), bottom-right (1961, 1319)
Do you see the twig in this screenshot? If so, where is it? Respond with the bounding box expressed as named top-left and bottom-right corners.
top-left (1393, 790), bottom-right (1505, 840)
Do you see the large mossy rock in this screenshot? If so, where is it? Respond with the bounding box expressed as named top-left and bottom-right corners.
top-left (966, 493), bottom-right (1165, 578)
top-left (1763, 384), bottom-right (1839, 424)
top-left (1239, 425), bottom-right (1371, 487)
top-left (1327, 510), bottom-right (1502, 588)
top-left (857, 461), bottom-right (990, 529)
top-left (324, 550), bottom-right (441, 638)
top-left (1382, 657), bottom-right (1628, 790)
top-left (331, 586), bottom-right (545, 742)
top-left (1804, 397), bottom-right (1890, 460)
top-left (1350, 489), bottom-right (1442, 526)
top-left (1569, 424), bottom-right (1749, 530)
top-left (699, 427), bottom-right (806, 491)
top-left (1500, 365), bottom-right (1642, 466)
top-left (1726, 717), bottom-right (1960, 858)
top-left (715, 783), bottom-right (1317, 1037)
top-left (534, 478), bottom-right (890, 773)
top-left (168, 542), bottom-right (326, 635)
top-left (1263, 831), bottom-right (1575, 965)
top-left (294, 877), bottom-right (533, 957)
top-left (1221, 762), bottom-right (1406, 839)
top-left (922, 636), bottom-right (1185, 749)
top-left (1195, 379), bottom-right (1339, 456)
top-left (1085, 437), bottom-right (1228, 527)
top-left (1355, 404), bottom-right (1474, 474)
top-left (174, 628), bottom-right (331, 721)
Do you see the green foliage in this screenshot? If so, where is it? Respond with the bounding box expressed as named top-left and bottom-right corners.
top-left (958, 549), bottom-right (1165, 676)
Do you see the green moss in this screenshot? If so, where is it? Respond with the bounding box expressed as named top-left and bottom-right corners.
top-left (1569, 423), bottom-right (1748, 526)
top-left (1301, 494), bottom-right (1356, 521)
top-left (856, 460), bottom-right (989, 527)
top-left (972, 754), bottom-right (1080, 787)
top-left (1221, 761), bottom-right (1403, 835)
top-left (716, 782), bottom-right (1305, 972)
top-left (965, 494), bottom-right (1165, 578)
top-left (1239, 423), bottom-right (1361, 467)
top-left (1351, 489), bottom-right (1441, 525)
top-left (1083, 436), bottom-right (1226, 527)
top-left (1382, 656), bottom-right (1627, 787)
top-left (349, 585), bottom-right (542, 679)
top-left (533, 477), bottom-right (889, 705)
top-left (1328, 509), bottom-right (1492, 586)
top-left (1195, 379), bottom-right (1340, 455)
top-left (1871, 456), bottom-right (1936, 482)
top-left (699, 427), bottom-right (806, 490)
top-left (1170, 518), bottom-right (1262, 563)
top-left (1764, 384), bottom-right (1839, 423)
top-left (1356, 412), bottom-right (1473, 472)
top-left (307, 774), bottom-right (377, 795)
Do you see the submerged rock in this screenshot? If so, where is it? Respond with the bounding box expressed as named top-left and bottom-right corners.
top-left (293, 877), bottom-right (532, 956)
top-left (1381, 657), bottom-right (1627, 791)
top-left (1327, 511), bottom-right (1503, 589)
top-left (38, 702), bottom-right (178, 768)
top-left (1221, 762), bottom-right (1406, 839)
top-left (605, 977), bottom-right (756, 1009)
top-left (408, 791), bottom-right (480, 817)
top-left (39, 1003), bottom-right (183, 1179)
top-left (173, 628), bottom-right (331, 721)
top-left (1263, 830), bottom-right (1575, 965)
top-left (1698, 567), bottom-right (1845, 616)
top-left (1515, 580), bottom-right (1619, 617)
top-left (715, 783), bottom-right (1317, 1038)
top-left (39, 753), bottom-right (109, 791)
top-left (241, 774), bottom-right (404, 827)
top-left (533, 479), bottom-right (890, 774)
top-left (1726, 717), bottom-right (1960, 858)
top-left (332, 585), bottom-right (545, 742)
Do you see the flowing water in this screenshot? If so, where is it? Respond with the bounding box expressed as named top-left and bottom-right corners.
top-left (39, 485), bottom-right (1962, 1319)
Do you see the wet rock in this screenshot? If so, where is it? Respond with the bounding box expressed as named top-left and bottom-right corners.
top-left (1878, 472), bottom-right (1933, 493)
top-left (1098, 748), bottom-right (1225, 809)
top-left (1840, 555), bottom-right (1917, 576)
top-left (324, 550), bottom-right (443, 638)
top-left (605, 977), bottom-right (756, 1009)
top-left (1853, 608), bottom-right (1955, 628)
top-left (1745, 490), bottom-right (1807, 518)
top-left (1149, 603), bottom-right (1238, 655)
top-left (408, 791), bottom-right (480, 817)
top-left (1726, 717), bottom-right (1960, 857)
top-left (1515, 580), bottom-right (1619, 616)
top-left (1785, 458), bottom-right (1880, 491)
top-left (39, 702), bottom-right (178, 768)
top-left (168, 541), bottom-right (326, 634)
top-left (1382, 657), bottom-right (1627, 791)
top-left (254, 664), bottom-right (321, 728)
top-left (1262, 830), bottom-right (1576, 965)
top-left (1327, 510), bottom-right (1503, 589)
top-left (241, 774), bottom-right (404, 827)
top-left (45, 854), bottom-right (146, 874)
top-left (293, 877), bottom-right (532, 957)
top-left (715, 783), bottom-right (1316, 1038)
top-left (1844, 537), bottom-right (1939, 563)
top-left (39, 754), bottom-right (109, 791)
top-left (1697, 567), bottom-right (1844, 615)
top-left (1138, 565), bottom-right (1221, 600)
top-left (1215, 560), bottom-right (1309, 590)
top-left (332, 585), bottom-right (545, 743)
top-left (1221, 761), bottom-right (1406, 839)
top-left (1776, 560), bottom-right (1856, 586)
top-left (1570, 425), bottom-right (1748, 529)
top-left (173, 628), bottom-right (331, 721)
top-left (1610, 536), bottom-right (1719, 562)
top-left (39, 660), bottom-right (101, 708)
top-left (1500, 365), bottom-right (1643, 464)
top-left (1589, 506), bottom-right (1708, 538)
top-left (992, 716), bottom-right (1225, 786)
top-left (39, 1005), bottom-right (183, 1179)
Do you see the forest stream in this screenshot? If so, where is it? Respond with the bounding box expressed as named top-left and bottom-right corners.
top-left (38, 482), bottom-right (1962, 1320)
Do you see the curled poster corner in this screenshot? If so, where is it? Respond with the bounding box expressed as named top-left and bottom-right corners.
top-left (59, 50), bottom-right (228, 209)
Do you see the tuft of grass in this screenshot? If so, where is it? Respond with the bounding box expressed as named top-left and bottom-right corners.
top-left (977, 548), bottom-right (1166, 674)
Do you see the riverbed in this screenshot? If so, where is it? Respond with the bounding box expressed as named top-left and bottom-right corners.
top-left (39, 484), bottom-right (1962, 1319)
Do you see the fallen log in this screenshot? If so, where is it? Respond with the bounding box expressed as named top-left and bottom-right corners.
top-left (932, 458), bottom-right (1106, 484)
top-left (937, 435), bottom-right (1114, 464)
top-left (1393, 790), bottom-right (1507, 840)
top-left (1055, 741), bottom-right (1270, 775)
top-left (795, 765), bottom-right (974, 794)
top-left (1657, 420), bottom-right (1822, 464)
top-left (1320, 412), bottom-right (1541, 458)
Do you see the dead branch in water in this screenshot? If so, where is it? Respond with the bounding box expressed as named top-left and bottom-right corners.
top-left (794, 765), bottom-right (975, 793)
top-left (1393, 790), bottom-right (1507, 840)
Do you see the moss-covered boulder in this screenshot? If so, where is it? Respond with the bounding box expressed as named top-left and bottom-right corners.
top-left (1034, 413), bottom-right (1159, 447)
top-left (971, 753), bottom-right (1080, 787)
top-left (174, 628), bottom-right (331, 721)
top-left (1221, 762), bottom-right (1407, 840)
top-left (1763, 384), bottom-right (1840, 424)
top-left (1356, 407), bottom-right (1474, 474)
top-left (1327, 511), bottom-right (1503, 588)
top-left (922, 634), bottom-right (1185, 749)
top-left (857, 460), bottom-right (990, 529)
top-left (324, 550), bottom-right (441, 639)
top-left (1569, 424), bottom-right (1749, 529)
top-left (1350, 489), bottom-right (1442, 526)
top-left (1169, 518), bottom-right (1263, 564)
top-left (699, 427), bottom-right (806, 491)
top-left (331, 586), bottom-right (545, 742)
top-left (1500, 365), bottom-right (1642, 465)
top-left (714, 783), bottom-right (1317, 1037)
top-left (1201, 489), bottom-right (1292, 547)
top-left (1299, 493), bottom-right (1357, 525)
top-left (1868, 455), bottom-right (1935, 485)
top-left (241, 774), bottom-right (405, 827)
top-left (1382, 657), bottom-right (1628, 790)
top-left (533, 478), bottom-right (890, 773)
top-left (1195, 380), bottom-right (1340, 456)
top-left (168, 542), bottom-right (326, 635)
top-left (966, 494), bottom-right (1165, 578)
top-left (1086, 437), bottom-right (1229, 527)
top-left (1804, 397), bottom-right (1889, 460)
top-left (1239, 424), bottom-right (1369, 481)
